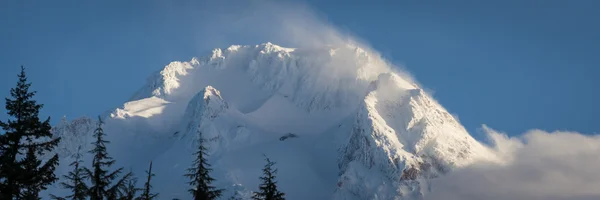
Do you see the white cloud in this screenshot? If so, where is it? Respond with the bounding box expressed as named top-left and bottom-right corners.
top-left (426, 125), bottom-right (600, 200)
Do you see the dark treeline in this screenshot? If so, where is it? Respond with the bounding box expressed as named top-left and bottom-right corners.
top-left (0, 67), bottom-right (286, 199)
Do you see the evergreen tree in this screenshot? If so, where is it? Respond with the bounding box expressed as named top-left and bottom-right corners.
top-left (20, 146), bottom-right (43, 200)
top-left (252, 155), bottom-right (285, 200)
top-left (51, 146), bottom-right (88, 200)
top-left (84, 116), bottom-right (132, 200)
top-left (185, 138), bottom-right (223, 200)
top-left (138, 161), bottom-right (158, 200)
top-left (119, 173), bottom-right (140, 200)
top-left (0, 66), bottom-right (61, 199)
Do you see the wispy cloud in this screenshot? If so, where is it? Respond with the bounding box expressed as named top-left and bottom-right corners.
top-left (156, 0), bottom-right (356, 50)
top-left (154, 0), bottom-right (420, 88)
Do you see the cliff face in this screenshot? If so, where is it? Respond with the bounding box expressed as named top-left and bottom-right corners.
top-left (335, 73), bottom-right (494, 199)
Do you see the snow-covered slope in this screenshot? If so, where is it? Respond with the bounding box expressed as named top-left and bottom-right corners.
top-left (334, 73), bottom-right (496, 199)
top-left (48, 43), bottom-right (497, 199)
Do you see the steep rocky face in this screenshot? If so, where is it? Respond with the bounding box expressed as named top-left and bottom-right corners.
top-left (48, 43), bottom-right (495, 200)
top-left (51, 116), bottom-right (96, 158)
top-left (334, 73), bottom-right (495, 199)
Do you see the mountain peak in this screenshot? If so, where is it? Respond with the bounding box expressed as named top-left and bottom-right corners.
top-left (49, 43), bottom-right (494, 200)
top-left (257, 42), bottom-right (295, 54)
top-left (201, 85), bottom-right (225, 106)
top-left (182, 85), bottom-right (229, 134)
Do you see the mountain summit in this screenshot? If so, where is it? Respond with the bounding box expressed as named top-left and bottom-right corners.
top-left (49, 43), bottom-right (496, 199)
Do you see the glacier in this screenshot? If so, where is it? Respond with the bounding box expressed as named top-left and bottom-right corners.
top-left (47, 42), bottom-right (499, 200)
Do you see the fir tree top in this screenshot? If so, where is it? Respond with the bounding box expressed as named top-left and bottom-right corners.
top-left (185, 137), bottom-right (223, 200)
top-left (85, 116), bottom-right (131, 200)
top-left (252, 155), bottom-right (285, 200)
top-left (140, 161), bottom-right (159, 200)
top-left (51, 146), bottom-right (89, 200)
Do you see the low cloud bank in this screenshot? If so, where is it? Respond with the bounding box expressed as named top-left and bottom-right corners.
top-left (427, 126), bottom-right (600, 200)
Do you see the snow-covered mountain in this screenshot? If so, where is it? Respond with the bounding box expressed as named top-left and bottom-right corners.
top-left (48, 43), bottom-right (498, 199)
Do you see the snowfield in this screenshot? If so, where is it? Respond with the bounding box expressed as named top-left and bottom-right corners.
top-left (47, 43), bottom-right (500, 200)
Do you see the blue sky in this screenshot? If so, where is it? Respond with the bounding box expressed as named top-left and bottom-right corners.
top-left (0, 0), bottom-right (598, 137)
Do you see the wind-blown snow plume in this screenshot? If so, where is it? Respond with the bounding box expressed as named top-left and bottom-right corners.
top-left (155, 0), bottom-right (416, 83)
top-left (159, 0), bottom-right (360, 49)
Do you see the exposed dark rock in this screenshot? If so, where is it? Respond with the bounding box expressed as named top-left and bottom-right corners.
top-left (279, 133), bottom-right (298, 141)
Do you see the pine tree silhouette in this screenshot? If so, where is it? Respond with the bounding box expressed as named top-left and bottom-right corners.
top-left (0, 66), bottom-right (61, 199)
top-left (119, 172), bottom-right (140, 200)
top-left (84, 116), bottom-right (132, 200)
top-left (185, 137), bottom-right (223, 200)
top-left (50, 146), bottom-right (89, 200)
top-left (252, 155), bottom-right (285, 200)
top-left (21, 145), bottom-right (43, 199)
top-left (138, 161), bottom-right (158, 200)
